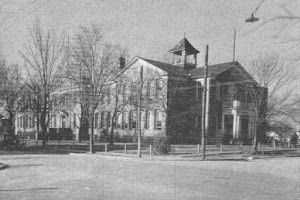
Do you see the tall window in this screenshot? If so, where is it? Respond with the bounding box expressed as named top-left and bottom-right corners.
top-left (155, 79), bottom-right (163, 99)
top-left (95, 113), bottom-right (99, 128)
top-left (100, 112), bottom-right (105, 128)
top-left (131, 82), bottom-right (137, 101)
top-left (20, 116), bottom-right (23, 128)
top-left (122, 111), bottom-right (128, 129)
top-left (73, 114), bottom-right (77, 127)
top-left (122, 84), bottom-right (127, 104)
top-left (106, 112), bottom-right (111, 128)
top-left (53, 115), bottom-right (57, 128)
top-left (144, 110), bottom-right (150, 129)
top-left (61, 115), bottom-right (67, 128)
top-left (116, 112), bottom-right (122, 129)
top-left (196, 82), bottom-right (201, 100)
top-left (129, 111), bottom-right (137, 129)
top-left (61, 95), bottom-right (67, 107)
top-left (24, 115), bottom-right (28, 129)
top-left (146, 81), bottom-right (151, 100)
top-left (106, 88), bottom-right (111, 105)
top-left (17, 117), bottom-right (19, 128)
top-left (33, 116), bottom-right (36, 128)
top-left (29, 116), bottom-right (32, 128)
top-left (154, 110), bottom-right (163, 130)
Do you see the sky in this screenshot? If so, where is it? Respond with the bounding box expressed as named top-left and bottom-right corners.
top-left (0, 0), bottom-right (299, 67)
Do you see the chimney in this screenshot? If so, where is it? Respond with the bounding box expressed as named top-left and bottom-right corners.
top-left (119, 57), bottom-right (125, 69)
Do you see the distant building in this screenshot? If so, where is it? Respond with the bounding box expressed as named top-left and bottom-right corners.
top-left (0, 115), bottom-right (9, 141)
top-left (15, 38), bottom-right (268, 144)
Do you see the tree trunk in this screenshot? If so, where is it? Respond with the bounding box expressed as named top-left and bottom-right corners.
top-left (41, 123), bottom-right (47, 146)
top-left (251, 109), bottom-right (259, 154)
top-left (109, 121), bottom-right (115, 145)
top-left (7, 116), bottom-right (14, 136)
top-left (89, 113), bottom-right (94, 154)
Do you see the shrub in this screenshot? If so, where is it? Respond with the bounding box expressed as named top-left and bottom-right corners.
top-left (120, 135), bottom-right (134, 143)
top-left (222, 132), bottom-right (232, 145)
top-left (290, 133), bottom-right (298, 144)
top-left (142, 136), bottom-right (154, 145)
top-left (153, 136), bottom-right (171, 155)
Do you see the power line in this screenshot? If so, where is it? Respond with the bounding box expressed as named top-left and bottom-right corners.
top-left (0, 0), bottom-right (39, 31)
top-left (0, 0), bottom-right (50, 33)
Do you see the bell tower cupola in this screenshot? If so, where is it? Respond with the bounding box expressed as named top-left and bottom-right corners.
top-left (168, 38), bottom-right (199, 70)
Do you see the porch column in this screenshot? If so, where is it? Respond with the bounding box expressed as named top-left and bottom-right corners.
top-left (221, 113), bottom-right (225, 133)
top-left (233, 113), bottom-right (240, 139)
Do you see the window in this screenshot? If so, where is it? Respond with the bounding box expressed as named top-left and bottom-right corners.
top-left (116, 112), bottom-right (122, 129)
top-left (61, 115), bottom-right (67, 128)
top-left (33, 116), bottom-right (36, 128)
top-left (73, 114), bottom-right (77, 127)
top-left (53, 115), bottom-right (57, 128)
top-left (155, 79), bottom-right (163, 99)
top-left (95, 113), bottom-right (99, 128)
top-left (129, 111), bottom-right (137, 129)
top-left (106, 88), bottom-right (111, 105)
top-left (24, 115), bottom-right (28, 129)
top-left (195, 115), bottom-right (201, 130)
top-left (131, 82), bottom-right (137, 95)
top-left (106, 112), bottom-right (111, 128)
top-left (61, 95), bottom-right (67, 107)
top-left (154, 110), bottom-right (163, 130)
top-left (17, 117), bottom-right (19, 128)
top-left (29, 116), bottom-right (32, 128)
top-left (144, 110), bottom-right (150, 129)
top-left (100, 112), bottom-right (105, 128)
top-left (146, 81), bottom-right (151, 100)
top-left (122, 111), bottom-right (128, 129)
top-left (20, 116), bottom-right (23, 128)
top-left (196, 82), bottom-right (201, 100)
top-left (150, 82), bottom-right (156, 100)
top-left (122, 84), bottom-right (127, 104)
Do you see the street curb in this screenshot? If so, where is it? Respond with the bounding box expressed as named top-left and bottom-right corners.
top-left (69, 152), bottom-right (248, 161)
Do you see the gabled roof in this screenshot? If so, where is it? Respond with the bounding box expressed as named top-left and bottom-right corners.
top-left (139, 57), bottom-right (189, 76)
top-left (168, 38), bottom-right (199, 56)
top-left (190, 61), bottom-right (256, 82)
top-left (120, 57), bottom-right (256, 83)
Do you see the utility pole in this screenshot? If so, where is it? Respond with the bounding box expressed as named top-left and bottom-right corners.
top-left (138, 66), bottom-right (143, 158)
top-left (89, 61), bottom-right (95, 154)
top-left (201, 45), bottom-right (209, 160)
top-left (233, 27), bottom-right (236, 62)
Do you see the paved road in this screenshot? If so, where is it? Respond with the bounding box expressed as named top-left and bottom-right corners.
top-left (0, 154), bottom-right (299, 200)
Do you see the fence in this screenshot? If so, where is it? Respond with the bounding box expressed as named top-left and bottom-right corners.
top-left (8, 139), bottom-right (300, 155)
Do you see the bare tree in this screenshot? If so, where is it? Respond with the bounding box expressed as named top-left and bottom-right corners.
top-left (0, 63), bottom-right (24, 137)
top-left (257, 1), bottom-right (300, 46)
top-left (67, 24), bottom-right (128, 152)
top-left (246, 53), bottom-right (300, 122)
top-left (19, 20), bottom-right (67, 146)
top-left (240, 53), bottom-right (300, 151)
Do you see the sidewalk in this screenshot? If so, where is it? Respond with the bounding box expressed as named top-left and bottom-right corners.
top-left (70, 149), bottom-right (249, 161)
top-left (70, 148), bottom-right (300, 161)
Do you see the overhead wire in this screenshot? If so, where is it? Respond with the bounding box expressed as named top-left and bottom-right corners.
top-left (0, 0), bottom-right (50, 33)
top-left (0, 0), bottom-right (39, 31)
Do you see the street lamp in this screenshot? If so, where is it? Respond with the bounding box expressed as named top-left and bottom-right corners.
top-left (245, 13), bottom-right (259, 23)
